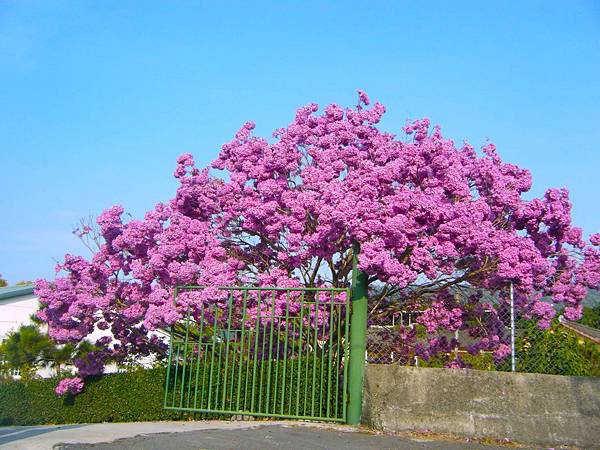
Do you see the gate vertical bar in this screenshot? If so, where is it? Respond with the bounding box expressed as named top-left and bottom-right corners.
top-left (325, 291), bottom-right (335, 418)
top-left (193, 303), bottom-right (206, 409)
top-left (279, 291), bottom-right (291, 414)
top-left (265, 290), bottom-right (276, 413)
top-left (347, 242), bottom-right (368, 425)
top-left (236, 290), bottom-right (248, 411)
top-left (163, 287), bottom-right (177, 408)
top-left (250, 291), bottom-right (261, 412)
top-left (221, 290), bottom-right (234, 409)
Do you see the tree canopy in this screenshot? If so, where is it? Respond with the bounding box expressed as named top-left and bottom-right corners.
top-left (35, 91), bottom-right (600, 381)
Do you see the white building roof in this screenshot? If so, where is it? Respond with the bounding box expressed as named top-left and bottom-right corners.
top-left (0, 284), bottom-right (35, 300)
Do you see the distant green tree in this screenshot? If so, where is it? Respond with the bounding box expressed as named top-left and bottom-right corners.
top-left (0, 325), bottom-right (53, 378)
top-left (579, 305), bottom-right (600, 329)
top-left (0, 276), bottom-right (34, 287)
top-left (0, 324), bottom-right (99, 378)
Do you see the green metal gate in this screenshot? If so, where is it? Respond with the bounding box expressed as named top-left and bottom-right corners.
top-left (163, 286), bottom-right (351, 422)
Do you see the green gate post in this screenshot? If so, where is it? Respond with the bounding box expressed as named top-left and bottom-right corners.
top-left (347, 242), bottom-right (368, 425)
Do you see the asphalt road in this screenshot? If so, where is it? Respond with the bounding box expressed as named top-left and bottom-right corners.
top-left (56, 426), bottom-right (538, 450)
top-left (0, 421), bottom-right (541, 450)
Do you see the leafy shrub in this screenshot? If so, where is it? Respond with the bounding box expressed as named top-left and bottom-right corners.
top-left (579, 305), bottom-right (600, 329)
top-left (508, 320), bottom-right (600, 376)
top-left (0, 353), bottom-right (343, 426)
top-left (413, 320), bottom-right (600, 376)
top-left (0, 367), bottom-right (200, 426)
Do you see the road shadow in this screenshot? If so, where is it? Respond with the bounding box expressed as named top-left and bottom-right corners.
top-left (0, 424), bottom-right (85, 447)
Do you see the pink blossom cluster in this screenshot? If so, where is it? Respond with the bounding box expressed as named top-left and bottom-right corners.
top-left (417, 300), bottom-right (463, 333)
top-left (36, 92), bottom-right (600, 389)
top-left (55, 377), bottom-right (84, 396)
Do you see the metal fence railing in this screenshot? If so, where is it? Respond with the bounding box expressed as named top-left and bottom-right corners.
top-left (164, 286), bottom-right (351, 422)
top-left (366, 294), bottom-right (600, 377)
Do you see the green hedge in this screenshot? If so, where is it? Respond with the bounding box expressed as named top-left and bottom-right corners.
top-left (1, 355), bottom-right (345, 425)
top-left (0, 367), bottom-right (206, 426)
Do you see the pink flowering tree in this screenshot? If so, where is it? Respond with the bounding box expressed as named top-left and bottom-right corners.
top-left (36, 91), bottom-right (600, 382)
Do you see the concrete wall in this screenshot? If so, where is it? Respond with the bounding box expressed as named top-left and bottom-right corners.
top-left (362, 365), bottom-right (600, 449)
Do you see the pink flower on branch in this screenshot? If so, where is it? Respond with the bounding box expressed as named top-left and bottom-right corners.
top-left (55, 377), bottom-right (84, 396)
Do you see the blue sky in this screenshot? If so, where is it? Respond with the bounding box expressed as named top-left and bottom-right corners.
top-left (1, 1), bottom-right (599, 283)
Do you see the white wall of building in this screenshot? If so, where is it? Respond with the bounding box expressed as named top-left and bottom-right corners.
top-left (0, 292), bottom-right (39, 342)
